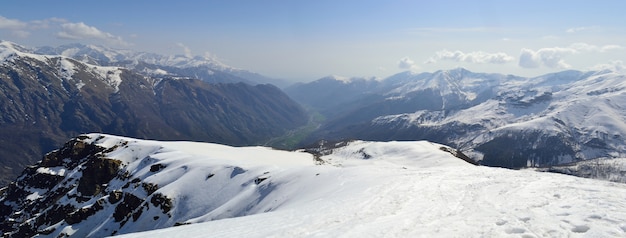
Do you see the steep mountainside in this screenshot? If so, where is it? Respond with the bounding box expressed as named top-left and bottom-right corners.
top-left (2, 134), bottom-right (625, 237)
top-left (0, 41), bottom-right (308, 185)
top-left (291, 68), bottom-right (626, 168)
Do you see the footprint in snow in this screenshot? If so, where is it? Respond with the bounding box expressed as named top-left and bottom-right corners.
top-left (571, 224), bottom-right (590, 233)
top-left (505, 227), bottom-right (526, 234)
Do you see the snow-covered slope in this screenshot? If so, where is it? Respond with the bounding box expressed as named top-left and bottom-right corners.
top-left (2, 134), bottom-right (626, 237)
top-left (1, 41), bottom-right (124, 91)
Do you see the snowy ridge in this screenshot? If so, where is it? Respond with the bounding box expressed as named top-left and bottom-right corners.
top-left (31, 42), bottom-right (288, 86)
top-left (1, 40), bottom-right (124, 92)
top-left (35, 43), bottom-right (233, 72)
top-left (3, 134), bottom-right (626, 237)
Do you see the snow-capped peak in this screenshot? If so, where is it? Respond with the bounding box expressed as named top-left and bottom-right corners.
top-left (35, 43), bottom-right (234, 71)
top-left (1, 41), bottom-right (124, 92)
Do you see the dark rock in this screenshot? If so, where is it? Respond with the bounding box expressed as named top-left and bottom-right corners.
top-left (150, 193), bottom-right (172, 214)
top-left (149, 163), bottom-right (166, 172)
top-left (77, 158), bottom-right (122, 196)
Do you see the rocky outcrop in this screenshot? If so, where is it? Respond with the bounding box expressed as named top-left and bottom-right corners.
top-left (0, 135), bottom-right (175, 237)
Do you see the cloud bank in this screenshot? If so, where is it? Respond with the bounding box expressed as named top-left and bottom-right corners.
top-left (426, 50), bottom-right (515, 64)
top-left (1, 15), bottom-right (129, 46)
top-left (0, 16), bottom-right (27, 29)
top-left (590, 60), bottom-right (625, 72)
top-left (57, 22), bottom-right (128, 46)
top-left (519, 43), bottom-right (624, 69)
top-left (0, 15), bottom-right (29, 38)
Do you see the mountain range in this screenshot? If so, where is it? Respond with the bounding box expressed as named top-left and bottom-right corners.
top-left (2, 40), bottom-right (626, 237)
top-left (286, 68), bottom-right (626, 168)
top-left (0, 41), bottom-right (308, 186)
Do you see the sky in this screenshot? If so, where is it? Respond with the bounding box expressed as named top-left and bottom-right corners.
top-left (1, 0), bottom-right (626, 82)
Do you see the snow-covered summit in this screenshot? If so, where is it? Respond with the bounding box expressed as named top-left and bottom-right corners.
top-left (0, 133), bottom-right (470, 237)
top-left (35, 43), bottom-right (232, 70)
top-left (2, 134), bottom-right (626, 237)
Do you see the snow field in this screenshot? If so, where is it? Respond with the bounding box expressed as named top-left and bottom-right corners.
top-left (97, 134), bottom-right (626, 238)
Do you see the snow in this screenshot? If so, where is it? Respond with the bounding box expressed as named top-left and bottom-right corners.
top-left (58, 58), bottom-right (76, 80)
top-left (369, 69), bottom-right (626, 162)
top-left (36, 166), bottom-right (67, 176)
top-left (0, 42), bottom-right (18, 65)
top-left (33, 133), bottom-right (619, 238)
top-left (1, 41), bottom-right (125, 92)
top-left (91, 66), bottom-right (123, 92)
top-left (0, 40), bottom-right (49, 65)
top-left (117, 154), bottom-right (626, 237)
top-left (143, 68), bottom-right (169, 75)
top-left (25, 189), bottom-right (45, 201)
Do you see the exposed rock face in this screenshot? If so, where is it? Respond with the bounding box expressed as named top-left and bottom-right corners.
top-left (0, 135), bottom-right (175, 237)
top-left (0, 42), bottom-right (308, 186)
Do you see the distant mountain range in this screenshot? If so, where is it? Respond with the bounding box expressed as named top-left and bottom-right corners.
top-left (0, 41), bottom-right (308, 185)
top-left (286, 68), bottom-right (626, 168)
top-left (32, 43), bottom-right (290, 87)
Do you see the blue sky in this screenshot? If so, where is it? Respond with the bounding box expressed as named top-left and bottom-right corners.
top-left (2, 1), bottom-right (626, 81)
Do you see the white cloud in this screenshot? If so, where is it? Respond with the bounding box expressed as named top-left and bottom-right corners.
top-left (566, 26), bottom-right (602, 34)
top-left (570, 42), bottom-right (624, 52)
top-left (0, 15), bottom-right (30, 38)
top-left (0, 15), bottom-right (27, 29)
top-left (57, 22), bottom-right (128, 46)
top-left (426, 50), bottom-right (515, 64)
top-left (176, 43), bottom-right (193, 58)
top-left (30, 17), bottom-right (67, 29)
top-left (566, 27), bottom-right (588, 33)
top-left (519, 47), bottom-right (575, 69)
top-left (398, 57), bottom-right (416, 69)
top-left (589, 60), bottom-right (625, 72)
top-left (519, 43), bottom-right (624, 69)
